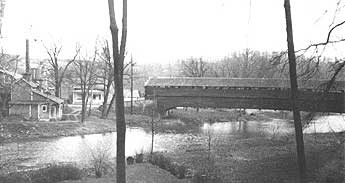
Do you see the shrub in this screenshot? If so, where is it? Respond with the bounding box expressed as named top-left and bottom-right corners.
top-left (0, 173), bottom-right (27, 183)
top-left (89, 142), bottom-right (113, 178)
top-left (135, 152), bottom-right (144, 163)
top-left (0, 164), bottom-right (82, 183)
top-left (91, 153), bottom-right (112, 178)
top-left (176, 165), bottom-right (186, 179)
top-left (148, 153), bottom-right (171, 170)
top-left (148, 153), bottom-right (187, 179)
top-left (127, 156), bottom-right (134, 165)
top-left (29, 163), bottom-right (82, 183)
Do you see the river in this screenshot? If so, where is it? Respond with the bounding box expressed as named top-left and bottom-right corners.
top-left (0, 112), bottom-right (344, 171)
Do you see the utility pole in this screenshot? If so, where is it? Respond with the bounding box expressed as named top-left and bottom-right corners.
top-left (130, 55), bottom-right (133, 115)
top-left (284, 0), bottom-right (306, 182)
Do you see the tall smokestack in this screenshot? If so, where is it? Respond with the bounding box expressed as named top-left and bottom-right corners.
top-left (25, 39), bottom-right (30, 73)
top-left (23, 39), bottom-right (31, 81)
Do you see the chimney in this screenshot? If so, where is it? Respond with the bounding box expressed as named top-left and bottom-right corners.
top-left (23, 39), bottom-right (31, 81)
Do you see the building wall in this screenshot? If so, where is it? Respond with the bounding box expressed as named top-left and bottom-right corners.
top-left (12, 81), bottom-right (32, 101)
top-left (71, 89), bottom-right (141, 106)
top-left (9, 105), bottom-right (30, 118)
top-left (10, 80), bottom-right (63, 121)
top-left (39, 104), bottom-right (50, 120)
top-left (31, 104), bottom-right (38, 120)
top-left (72, 91), bottom-right (104, 105)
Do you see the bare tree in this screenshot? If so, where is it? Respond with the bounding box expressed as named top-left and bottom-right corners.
top-left (180, 57), bottom-right (208, 77)
top-left (107, 0), bottom-right (127, 182)
top-left (0, 52), bottom-right (19, 119)
top-left (71, 51), bottom-right (99, 124)
top-left (284, 1), bottom-right (306, 182)
top-left (98, 40), bottom-right (114, 119)
top-left (272, 0), bottom-right (345, 81)
top-left (45, 42), bottom-right (80, 97)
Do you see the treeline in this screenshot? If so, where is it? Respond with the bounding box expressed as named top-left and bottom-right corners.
top-left (178, 49), bottom-right (344, 81)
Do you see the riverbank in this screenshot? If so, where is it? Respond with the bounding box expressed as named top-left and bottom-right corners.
top-left (160, 130), bottom-right (344, 183)
top-left (0, 108), bottom-right (275, 143)
top-left (0, 117), bottom-right (115, 143)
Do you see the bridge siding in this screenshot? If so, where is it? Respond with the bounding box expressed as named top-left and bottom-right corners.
top-left (145, 78), bottom-right (345, 113)
top-left (156, 96), bottom-right (343, 113)
top-left (145, 77), bottom-right (345, 89)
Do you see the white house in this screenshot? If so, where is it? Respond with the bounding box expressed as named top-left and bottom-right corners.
top-left (71, 87), bottom-right (142, 108)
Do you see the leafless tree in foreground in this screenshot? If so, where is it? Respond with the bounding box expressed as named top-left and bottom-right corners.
top-left (107, 0), bottom-right (127, 182)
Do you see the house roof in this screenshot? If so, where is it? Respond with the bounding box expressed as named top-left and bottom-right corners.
top-left (15, 78), bottom-right (39, 88)
top-left (9, 100), bottom-right (50, 105)
top-left (0, 68), bottom-right (22, 79)
top-left (33, 90), bottom-right (64, 104)
top-left (145, 77), bottom-right (345, 90)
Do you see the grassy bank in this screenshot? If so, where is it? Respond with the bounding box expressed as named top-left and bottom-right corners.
top-left (160, 131), bottom-right (344, 183)
top-left (0, 117), bottom-right (117, 143)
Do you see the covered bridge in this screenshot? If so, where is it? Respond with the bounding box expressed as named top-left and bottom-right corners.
top-left (145, 77), bottom-right (345, 115)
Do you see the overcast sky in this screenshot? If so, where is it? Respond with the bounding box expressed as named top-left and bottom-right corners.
top-left (0, 0), bottom-right (344, 64)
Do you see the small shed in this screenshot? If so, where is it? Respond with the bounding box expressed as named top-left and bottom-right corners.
top-left (9, 79), bottom-right (63, 121)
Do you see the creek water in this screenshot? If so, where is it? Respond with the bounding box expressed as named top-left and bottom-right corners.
top-left (0, 112), bottom-right (344, 170)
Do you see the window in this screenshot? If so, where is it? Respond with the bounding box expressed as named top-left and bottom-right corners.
top-left (93, 94), bottom-right (102, 100)
top-left (75, 94), bottom-right (82, 100)
top-left (42, 105), bottom-right (47, 112)
top-left (4, 75), bottom-right (11, 83)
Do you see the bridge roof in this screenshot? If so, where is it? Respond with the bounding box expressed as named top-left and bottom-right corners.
top-left (145, 77), bottom-right (345, 90)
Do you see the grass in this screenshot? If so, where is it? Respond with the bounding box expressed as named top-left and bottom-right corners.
top-left (159, 131), bottom-right (344, 183)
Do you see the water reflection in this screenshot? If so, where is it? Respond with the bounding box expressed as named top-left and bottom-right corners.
top-left (304, 114), bottom-right (345, 133)
top-left (1, 128), bottom-right (165, 168)
top-left (201, 119), bottom-right (294, 138)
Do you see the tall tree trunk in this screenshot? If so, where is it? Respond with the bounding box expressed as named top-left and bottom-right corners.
top-left (101, 78), bottom-right (112, 118)
top-left (105, 92), bottom-right (116, 118)
top-left (284, 1), bottom-right (306, 182)
top-left (81, 92), bottom-right (86, 123)
top-left (88, 96), bottom-right (92, 117)
top-left (108, 0), bottom-right (127, 182)
top-left (114, 71), bottom-right (125, 183)
top-left (55, 68), bottom-right (60, 97)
